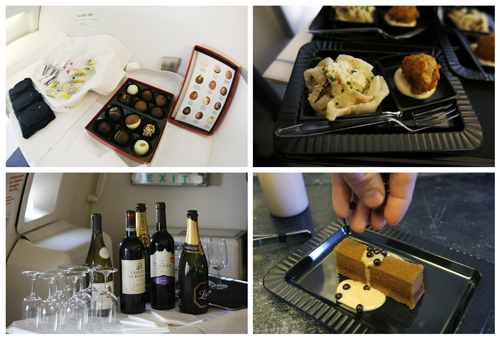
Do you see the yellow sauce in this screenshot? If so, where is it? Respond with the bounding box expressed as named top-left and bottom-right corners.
top-left (336, 280), bottom-right (386, 311)
top-left (394, 68), bottom-right (436, 99)
top-left (384, 13), bottom-right (417, 27)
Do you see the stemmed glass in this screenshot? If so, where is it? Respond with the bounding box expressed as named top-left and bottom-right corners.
top-left (210, 238), bottom-right (228, 290)
top-left (93, 267), bottom-right (118, 324)
top-left (201, 236), bottom-right (214, 287)
top-left (45, 269), bottom-right (67, 304)
top-left (39, 272), bottom-right (61, 333)
top-left (21, 271), bottom-right (42, 329)
top-left (57, 265), bottom-right (76, 299)
top-left (62, 272), bottom-right (88, 331)
top-left (70, 267), bottom-right (92, 316)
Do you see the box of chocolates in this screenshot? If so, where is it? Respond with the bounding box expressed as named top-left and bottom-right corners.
top-left (169, 45), bottom-right (241, 135)
top-left (85, 78), bottom-right (173, 164)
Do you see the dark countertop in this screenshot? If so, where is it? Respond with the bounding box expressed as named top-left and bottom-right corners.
top-left (253, 173), bottom-right (494, 333)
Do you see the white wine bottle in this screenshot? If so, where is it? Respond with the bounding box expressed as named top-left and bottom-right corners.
top-left (136, 203), bottom-right (151, 302)
top-left (179, 210), bottom-right (209, 314)
top-left (150, 202), bottom-right (175, 310)
top-left (85, 213), bottom-right (114, 294)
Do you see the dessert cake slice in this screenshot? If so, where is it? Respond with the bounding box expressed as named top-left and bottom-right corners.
top-left (334, 238), bottom-right (424, 309)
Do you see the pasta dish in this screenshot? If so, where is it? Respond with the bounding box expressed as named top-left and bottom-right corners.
top-left (448, 8), bottom-right (489, 32)
top-left (333, 6), bottom-right (376, 23)
top-left (304, 55), bottom-right (390, 121)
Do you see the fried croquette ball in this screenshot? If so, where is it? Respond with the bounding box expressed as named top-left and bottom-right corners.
top-left (387, 6), bottom-right (420, 23)
top-left (475, 34), bottom-right (495, 62)
top-left (401, 54), bottom-right (441, 95)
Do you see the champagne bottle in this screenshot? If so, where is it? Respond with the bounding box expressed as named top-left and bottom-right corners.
top-left (150, 202), bottom-right (176, 310)
top-left (136, 203), bottom-right (151, 302)
top-left (85, 213), bottom-right (114, 294)
top-left (179, 210), bottom-right (209, 314)
top-left (119, 210), bottom-right (146, 314)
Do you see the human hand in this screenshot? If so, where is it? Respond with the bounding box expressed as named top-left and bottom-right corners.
top-left (331, 173), bottom-right (417, 233)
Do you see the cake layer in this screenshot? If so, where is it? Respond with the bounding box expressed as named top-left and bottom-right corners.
top-left (334, 238), bottom-right (424, 309)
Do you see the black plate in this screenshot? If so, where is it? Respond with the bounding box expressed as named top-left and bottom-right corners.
top-left (263, 220), bottom-right (494, 333)
top-left (378, 54), bottom-right (457, 111)
top-left (208, 275), bottom-right (247, 309)
top-left (439, 6), bottom-right (495, 34)
top-left (273, 40), bottom-right (483, 155)
top-left (310, 6), bottom-right (428, 43)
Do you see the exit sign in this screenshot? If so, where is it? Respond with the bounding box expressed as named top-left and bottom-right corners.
top-left (131, 173), bottom-right (209, 186)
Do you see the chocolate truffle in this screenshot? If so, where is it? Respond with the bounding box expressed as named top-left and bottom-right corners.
top-left (134, 140), bottom-right (149, 156)
top-left (207, 116), bottom-right (215, 124)
top-left (220, 87), bottom-right (227, 96)
top-left (209, 80), bottom-right (216, 90)
top-left (189, 91), bottom-right (198, 100)
top-left (195, 74), bottom-right (204, 84)
top-left (225, 70), bottom-right (233, 79)
top-left (183, 107), bottom-right (191, 115)
top-left (108, 106), bottom-right (123, 122)
top-left (141, 90), bottom-right (153, 101)
top-left (127, 84), bottom-right (139, 95)
top-left (214, 102), bottom-right (222, 110)
top-left (214, 65), bottom-right (221, 74)
top-left (135, 100), bottom-right (148, 112)
top-left (202, 96), bottom-right (211, 105)
top-left (201, 58), bottom-right (209, 68)
top-left (150, 107), bottom-right (164, 119)
top-left (96, 120), bottom-right (112, 135)
top-left (125, 114), bottom-right (141, 130)
top-left (142, 124), bottom-right (156, 137)
top-left (114, 130), bottom-right (130, 146)
top-left (156, 94), bottom-right (168, 107)
top-left (195, 112), bottom-right (203, 120)
top-left (119, 93), bottom-right (132, 105)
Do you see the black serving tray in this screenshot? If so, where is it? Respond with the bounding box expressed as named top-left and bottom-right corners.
top-left (263, 219), bottom-right (494, 333)
top-left (208, 275), bottom-right (247, 310)
top-left (435, 6), bottom-right (495, 81)
top-left (309, 6), bottom-right (431, 45)
top-left (273, 40), bottom-right (483, 156)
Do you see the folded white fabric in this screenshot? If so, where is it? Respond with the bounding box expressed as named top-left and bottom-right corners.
top-left (32, 32), bottom-right (132, 112)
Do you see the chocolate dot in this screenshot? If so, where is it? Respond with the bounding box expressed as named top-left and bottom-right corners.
top-left (335, 293), bottom-right (342, 300)
top-left (363, 285), bottom-right (371, 290)
top-left (367, 247), bottom-right (374, 252)
top-left (381, 250), bottom-right (388, 257)
top-left (356, 304), bottom-right (364, 313)
top-left (342, 283), bottom-right (351, 290)
top-left (374, 249), bottom-right (381, 254)
top-left (374, 259), bottom-right (381, 266)
top-left (349, 202), bottom-right (356, 210)
top-left (366, 252), bottom-right (374, 258)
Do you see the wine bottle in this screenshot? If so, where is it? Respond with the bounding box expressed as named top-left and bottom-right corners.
top-left (150, 202), bottom-right (176, 310)
top-left (136, 203), bottom-right (151, 302)
top-left (119, 210), bottom-right (146, 314)
top-left (179, 210), bottom-right (209, 314)
top-left (85, 213), bottom-right (114, 294)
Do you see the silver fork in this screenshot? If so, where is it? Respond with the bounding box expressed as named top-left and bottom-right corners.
top-left (308, 26), bottom-right (426, 40)
top-left (275, 103), bottom-right (458, 137)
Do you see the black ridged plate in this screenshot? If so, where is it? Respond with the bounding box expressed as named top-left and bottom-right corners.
top-left (263, 219), bottom-right (494, 333)
top-left (273, 40), bottom-right (484, 156)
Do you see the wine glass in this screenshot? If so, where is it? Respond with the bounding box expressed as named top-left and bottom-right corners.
top-left (39, 272), bottom-right (62, 333)
top-left (20, 271), bottom-right (42, 329)
top-left (200, 236), bottom-right (214, 287)
top-left (210, 238), bottom-right (228, 290)
top-left (174, 242), bottom-right (183, 295)
top-left (70, 267), bottom-right (92, 317)
top-left (45, 270), bottom-right (67, 304)
top-left (93, 267), bottom-right (118, 324)
top-left (62, 272), bottom-right (88, 331)
top-left (57, 264), bottom-right (76, 299)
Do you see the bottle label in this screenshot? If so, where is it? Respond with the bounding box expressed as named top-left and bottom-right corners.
top-left (121, 259), bottom-right (146, 294)
top-left (183, 244), bottom-right (199, 253)
top-left (136, 212), bottom-right (150, 249)
top-left (194, 281), bottom-right (209, 309)
top-left (99, 247), bottom-right (110, 259)
top-left (151, 249), bottom-right (175, 284)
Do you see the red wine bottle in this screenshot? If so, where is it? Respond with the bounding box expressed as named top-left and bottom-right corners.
top-left (119, 210), bottom-right (146, 314)
top-left (150, 202), bottom-right (176, 310)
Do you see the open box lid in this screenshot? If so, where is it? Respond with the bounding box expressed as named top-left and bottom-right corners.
top-left (169, 45), bottom-right (241, 136)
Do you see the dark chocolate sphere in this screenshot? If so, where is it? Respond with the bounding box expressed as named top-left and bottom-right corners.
top-left (141, 90), bottom-right (153, 102)
top-left (150, 107), bottom-right (164, 119)
top-left (183, 107), bottom-right (191, 115)
top-left (220, 87), bottom-right (227, 96)
top-left (195, 74), bottom-right (204, 84)
top-left (189, 91), bottom-right (198, 100)
top-left (156, 94), bottom-right (168, 107)
top-left (135, 100), bottom-right (148, 112)
top-left (114, 130), bottom-right (130, 146)
top-left (214, 102), bottom-right (222, 110)
top-left (119, 93), bottom-right (132, 105)
top-left (108, 106), bottom-right (123, 123)
top-left (96, 120), bottom-right (112, 136)
top-left (195, 112), bottom-right (203, 120)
